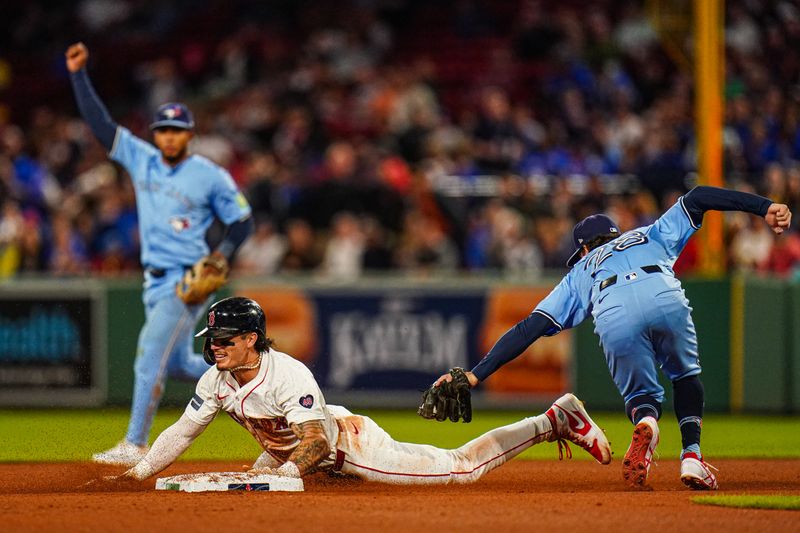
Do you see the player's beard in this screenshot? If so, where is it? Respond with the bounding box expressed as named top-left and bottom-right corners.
top-left (162, 146), bottom-right (188, 165)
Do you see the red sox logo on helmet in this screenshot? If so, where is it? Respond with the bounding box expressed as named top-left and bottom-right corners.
top-left (209, 311), bottom-right (215, 326)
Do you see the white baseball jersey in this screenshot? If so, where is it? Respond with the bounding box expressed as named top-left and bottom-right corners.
top-left (184, 348), bottom-right (339, 467)
top-left (184, 347), bottom-right (557, 484)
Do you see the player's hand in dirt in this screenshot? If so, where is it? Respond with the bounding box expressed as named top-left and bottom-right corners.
top-left (247, 462), bottom-right (301, 478)
top-left (765, 203), bottom-right (791, 234)
top-left (66, 42), bottom-right (89, 73)
top-left (246, 466), bottom-right (278, 475)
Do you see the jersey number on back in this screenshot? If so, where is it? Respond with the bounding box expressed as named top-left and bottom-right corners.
top-left (586, 231), bottom-right (649, 269)
top-left (613, 231), bottom-right (649, 251)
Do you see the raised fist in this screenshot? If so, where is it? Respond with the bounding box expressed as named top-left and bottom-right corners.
top-left (66, 42), bottom-right (89, 73)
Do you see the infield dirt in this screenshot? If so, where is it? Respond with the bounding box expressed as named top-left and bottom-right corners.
top-left (1, 460), bottom-right (798, 532)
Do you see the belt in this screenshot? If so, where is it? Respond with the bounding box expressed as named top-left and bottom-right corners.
top-left (599, 265), bottom-right (662, 291)
top-left (333, 418), bottom-right (347, 471)
top-left (333, 449), bottom-right (346, 472)
top-left (145, 265), bottom-right (192, 278)
top-left (146, 267), bottom-right (167, 278)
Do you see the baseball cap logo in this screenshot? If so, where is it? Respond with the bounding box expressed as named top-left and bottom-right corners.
top-left (209, 311), bottom-right (215, 326)
top-left (163, 105), bottom-right (182, 119)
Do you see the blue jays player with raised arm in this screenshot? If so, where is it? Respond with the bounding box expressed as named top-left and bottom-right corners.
top-left (435, 185), bottom-right (791, 490)
top-left (66, 42), bottom-right (254, 465)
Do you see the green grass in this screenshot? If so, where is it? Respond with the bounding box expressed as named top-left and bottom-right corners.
top-left (693, 495), bottom-right (800, 511)
top-left (0, 409), bottom-right (798, 462)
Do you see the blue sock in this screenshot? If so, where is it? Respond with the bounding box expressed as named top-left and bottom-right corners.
top-left (681, 443), bottom-right (701, 460)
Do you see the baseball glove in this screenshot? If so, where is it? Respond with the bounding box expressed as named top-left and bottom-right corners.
top-left (176, 253), bottom-right (229, 305)
top-left (417, 367), bottom-right (472, 423)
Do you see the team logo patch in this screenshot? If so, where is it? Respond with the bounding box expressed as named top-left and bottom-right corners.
top-left (169, 216), bottom-right (191, 233)
top-left (209, 311), bottom-right (215, 326)
top-left (299, 395), bottom-right (314, 409)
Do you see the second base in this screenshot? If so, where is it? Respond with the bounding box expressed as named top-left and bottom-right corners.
top-left (155, 472), bottom-right (304, 492)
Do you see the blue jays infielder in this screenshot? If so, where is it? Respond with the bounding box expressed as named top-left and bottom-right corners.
top-left (434, 185), bottom-right (791, 490)
top-left (66, 42), bottom-right (254, 465)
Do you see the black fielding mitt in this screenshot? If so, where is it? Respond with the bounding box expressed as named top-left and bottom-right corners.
top-left (418, 367), bottom-right (473, 423)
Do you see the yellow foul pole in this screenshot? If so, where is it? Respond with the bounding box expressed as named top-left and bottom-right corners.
top-left (695, 0), bottom-right (725, 275)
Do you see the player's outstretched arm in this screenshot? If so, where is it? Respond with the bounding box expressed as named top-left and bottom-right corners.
top-left (470, 310), bottom-right (559, 382)
top-left (764, 203), bottom-right (792, 234)
top-left (681, 186), bottom-right (775, 227)
top-left (65, 42), bottom-right (118, 150)
top-left (121, 414), bottom-right (208, 481)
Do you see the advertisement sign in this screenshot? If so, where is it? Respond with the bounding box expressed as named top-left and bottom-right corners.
top-left (312, 291), bottom-right (486, 390)
top-left (0, 282), bottom-right (106, 406)
top-left (238, 283), bottom-right (571, 400)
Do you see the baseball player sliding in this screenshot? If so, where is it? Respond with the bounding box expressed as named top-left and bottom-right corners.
top-left (106, 297), bottom-right (611, 486)
top-left (422, 185), bottom-right (792, 490)
top-left (66, 43), bottom-right (254, 466)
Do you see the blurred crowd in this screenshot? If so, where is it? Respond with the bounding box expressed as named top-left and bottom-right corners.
top-left (2, 0), bottom-right (800, 281)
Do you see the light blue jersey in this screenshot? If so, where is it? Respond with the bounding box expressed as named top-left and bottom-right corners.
top-left (536, 196), bottom-right (702, 403)
top-left (109, 126), bottom-right (251, 446)
top-left (110, 127), bottom-right (251, 269)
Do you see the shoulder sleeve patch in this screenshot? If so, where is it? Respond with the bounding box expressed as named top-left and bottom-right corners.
top-left (236, 192), bottom-right (249, 209)
top-left (299, 395), bottom-right (314, 409)
top-left (189, 393), bottom-right (204, 411)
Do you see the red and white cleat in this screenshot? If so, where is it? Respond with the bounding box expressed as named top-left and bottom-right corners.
top-left (680, 452), bottom-right (719, 490)
top-left (546, 393), bottom-right (612, 465)
top-left (622, 416), bottom-right (659, 489)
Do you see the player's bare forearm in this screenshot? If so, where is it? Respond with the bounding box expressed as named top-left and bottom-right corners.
top-left (286, 420), bottom-right (330, 476)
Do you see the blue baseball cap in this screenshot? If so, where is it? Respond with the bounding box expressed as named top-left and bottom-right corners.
top-left (566, 214), bottom-right (619, 267)
top-left (149, 103), bottom-right (195, 130)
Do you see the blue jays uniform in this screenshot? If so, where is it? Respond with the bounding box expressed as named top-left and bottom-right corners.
top-left (535, 198), bottom-right (699, 403)
top-left (468, 185), bottom-right (777, 485)
top-left (110, 127), bottom-right (251, 445)
top-left (70, 58), bottom-right (254, 463)
top-left (472, 185), bottom-right (771, 419)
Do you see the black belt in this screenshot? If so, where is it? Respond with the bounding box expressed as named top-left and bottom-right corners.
top-left (599, 265), bottom-right (662, 291)
top-left (145, 266), bottom-right (192, 278)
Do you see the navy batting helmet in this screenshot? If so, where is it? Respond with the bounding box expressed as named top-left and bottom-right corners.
top-left (196, 297), bottom-right (267, 364)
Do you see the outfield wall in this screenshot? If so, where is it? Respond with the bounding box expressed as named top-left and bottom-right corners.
top-left (1, 276), bottom-right (797, 412)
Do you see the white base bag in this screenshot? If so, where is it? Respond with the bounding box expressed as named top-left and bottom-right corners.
top-left (155, 472), bottom-right (304, 492)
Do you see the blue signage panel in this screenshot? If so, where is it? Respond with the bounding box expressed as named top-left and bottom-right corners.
top-left (310, 291), bottom-right (487, 391)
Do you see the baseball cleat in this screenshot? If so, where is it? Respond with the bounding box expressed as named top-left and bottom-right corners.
top-left (622, 416), bottom-right (659, 489)
top-left (546, 393), bottom-right (612, 465)
top-left (92, 440), bottom-right (149, 467)
top-left (680, 452), bottom-right (718, 490)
